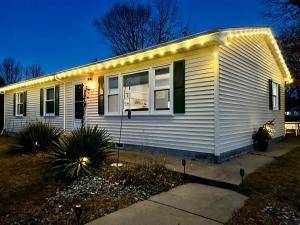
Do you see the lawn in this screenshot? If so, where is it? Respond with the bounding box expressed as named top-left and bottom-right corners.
top-left (227, 141), bottom-right (300, 225)
top-left (0, 136), bottom-right (183, 225)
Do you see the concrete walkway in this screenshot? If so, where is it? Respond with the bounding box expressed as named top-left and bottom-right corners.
top-left (87, 183), bottom-right (247, 225)
top-left (87, 136), bottom-right (300, 225)
top-left (113, 136), bottom-right (300, 185)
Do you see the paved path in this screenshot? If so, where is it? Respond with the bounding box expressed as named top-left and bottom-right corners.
top-left (87, 183), bottom-right (247, 225)
top-left (113, 136), bottom-right (300, 185)
top-left (87, 136), bottom-right (300, 225)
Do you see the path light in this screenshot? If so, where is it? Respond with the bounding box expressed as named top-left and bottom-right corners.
top-left (240, 168), bottom-right (245, 184)
top-left (182, 159), bottom-right (186, 176)
top-left (74, 204), bottom-right (82, 225)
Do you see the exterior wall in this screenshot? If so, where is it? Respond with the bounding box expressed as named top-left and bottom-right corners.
top-left (87, 48), bottom-right (217, 154)
top-left (4, 80), bottom-right (66, 132)
top-left (3, 48), bottom-right (217, 155)
top-left (217, 35), bottom-right (285, 155)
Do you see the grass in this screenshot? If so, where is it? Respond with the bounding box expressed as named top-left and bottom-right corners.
top-left (227, 139), bottom-right (300, 225)
top-left (0, 136), bottom-right (183, 225)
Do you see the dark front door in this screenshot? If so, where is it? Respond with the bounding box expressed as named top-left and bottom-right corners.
top-left (0, 94), bottom-right (3, 130)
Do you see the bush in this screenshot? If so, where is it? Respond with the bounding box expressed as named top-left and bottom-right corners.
top-left (48, 126), bottom-right (112, 182)
top-left (14, 121), bottom-right (63, 152)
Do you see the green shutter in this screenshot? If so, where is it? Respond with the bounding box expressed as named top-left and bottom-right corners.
top-left (173, 60), bottom-right (185, 113)
top-left (269, 79), bottom-right (273, 110)
top-left (13, 93), bottom-right (16, 116)
top-left (40, 89), bottom-right (43, 116)
top-left (98, 77), bottom-right (104, 115)
top-left (23, 91), bottom-right (27, 116)
top-left (55, 85), bottom-right (59, 116)
top-left (278, 84), bottom-right (281, 110)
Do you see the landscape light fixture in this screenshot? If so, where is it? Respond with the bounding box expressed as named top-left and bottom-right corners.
top-left (74, 204), bottom-right (82, 225)
top-left (182, 159), bottom-right (186, 176)
top-left (240, 168), bottom-right (245, 184)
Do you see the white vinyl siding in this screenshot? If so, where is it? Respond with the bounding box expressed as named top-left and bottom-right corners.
top-left (4, 81), bottom-right (65, 132)
top-left (87, 49), bottom-right (217, 154)
top-left (217, 35), bottom-right (285, 154)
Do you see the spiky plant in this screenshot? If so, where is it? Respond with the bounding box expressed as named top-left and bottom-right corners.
top-left (48, 126), bottom-right (112, 182)
top-left (14, 121), bottom-right (63, 152)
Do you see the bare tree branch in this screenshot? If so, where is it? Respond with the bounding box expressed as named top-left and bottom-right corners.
top-left (24, 64), bottom-right (44, 79)
top-left (0, 57), bottom-right (22, 84)
top-left (93, 0), bottom-right (191, 56)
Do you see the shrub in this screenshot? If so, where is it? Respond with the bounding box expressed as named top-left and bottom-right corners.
top-left (48, 126), bottom-right (112, 182)
top-left (253, 119), bottom-right (275, 142)
top-left (14, 121), bottom-right (63, 152)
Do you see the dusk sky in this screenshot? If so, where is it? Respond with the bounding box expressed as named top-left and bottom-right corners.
top-left (0, 0), bottom-right (274, 75)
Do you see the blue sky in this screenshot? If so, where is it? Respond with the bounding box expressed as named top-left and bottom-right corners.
top-left (0, 0), bottom-right (274, 74)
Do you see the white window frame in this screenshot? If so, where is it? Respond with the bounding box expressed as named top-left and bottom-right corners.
top-left (151, 64), bottom-right (173, 114)
top-left (272, 81), bottom-right (279, 111)
top-left (15, 92), bottom-right (24, 117)
top-left (105, 75), bottom-right (121, 115)
top-left (104, 62), bottom-right (174, 116)
top-left (44, 86), bottom-right (55, 116)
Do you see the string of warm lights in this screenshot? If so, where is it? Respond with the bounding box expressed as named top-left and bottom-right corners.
top-left (0, 28), bottom-right (292, 93)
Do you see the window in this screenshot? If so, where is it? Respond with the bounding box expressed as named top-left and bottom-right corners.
top-left (108, 77), bottom-right (119, 113)
top-left (104, 65), bottom-right (174, 115)
top-left (123, 71), bottom-right (149, 111)
top-left (45, 87), bottom-right (55, 115)
top-left (272, 82), bottom-right (279, 110)
top-left (16, 92), bottom-right (24, 116)
top-left (154, 67), bottom-right (170, 110)
top-left (75, 84), bottom-right (84, 119)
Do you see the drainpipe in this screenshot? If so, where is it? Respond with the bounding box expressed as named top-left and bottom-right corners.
top-left (0, 91), bottom-right (5, 135)
top-left (54, 76), bottom-right (66, 132)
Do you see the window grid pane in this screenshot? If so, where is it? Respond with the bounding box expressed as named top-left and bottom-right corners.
top-left (124, 72), bottom-right (149, 111)
top-left (155, 89), bottom-right (170, 110)
top-left (46, 88), bottom-right (54, 100)
top-left (46, 101), bottom-right (55, 114)
top-left (108, 94), bottom-right (119, 112)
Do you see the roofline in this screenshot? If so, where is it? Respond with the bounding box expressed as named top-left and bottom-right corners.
top-left (0, 26), bottom-right (292, 92)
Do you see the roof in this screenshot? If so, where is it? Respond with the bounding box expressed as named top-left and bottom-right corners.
top-left (0, 27), bottom-right (292, 92)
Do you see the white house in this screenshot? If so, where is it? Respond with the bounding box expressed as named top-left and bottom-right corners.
top-left (0, 27), bottom-right (292, 162)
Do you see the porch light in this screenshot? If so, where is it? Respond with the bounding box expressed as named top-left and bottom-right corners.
top-left (86, 78), bottom-right (96, 90)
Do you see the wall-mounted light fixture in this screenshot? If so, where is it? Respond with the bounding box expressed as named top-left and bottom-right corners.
top-left (86, 78), bottom-right (96, 90)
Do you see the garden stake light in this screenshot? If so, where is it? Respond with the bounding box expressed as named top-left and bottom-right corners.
top-left (74, 204), bottom-right (82, 225)
top-left (182, 159), bottom-right (186, 176)
top-left (240, 168), bottom-right (245, 184)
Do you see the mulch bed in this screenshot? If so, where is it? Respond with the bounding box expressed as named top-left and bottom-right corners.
top-left (0, 148), bottom-right (183, 225)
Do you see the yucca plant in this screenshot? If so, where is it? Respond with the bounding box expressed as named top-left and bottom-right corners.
top-left (14, 121), bottom-right (63, 152)
top-left (48, 126), bottom-right (112, 182)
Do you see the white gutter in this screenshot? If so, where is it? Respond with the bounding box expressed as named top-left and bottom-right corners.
top-left (1, 92), bottom-right (5, 135)
top-left (54, 76), bottom-right (66, 132)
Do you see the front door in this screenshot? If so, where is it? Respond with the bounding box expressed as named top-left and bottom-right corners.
top-left (73, 82), bottom-right (84, 129)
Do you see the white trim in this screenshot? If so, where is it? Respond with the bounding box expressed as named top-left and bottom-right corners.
top-left (72, 81), bottom-right (84, 129)
top-left (44, 86), bottom-right (55, 117)
top-left (213, 47), bottom-right (220, 156)
top-left (15, 91), bottom-right (24, 117)
top-left (104, 62), bottom-right (174, 116)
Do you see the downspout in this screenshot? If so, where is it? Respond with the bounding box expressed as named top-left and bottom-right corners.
top-left (0, 91), bottom-right (5, 135)
top-left (54, 76), bottom-right (66, 132)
